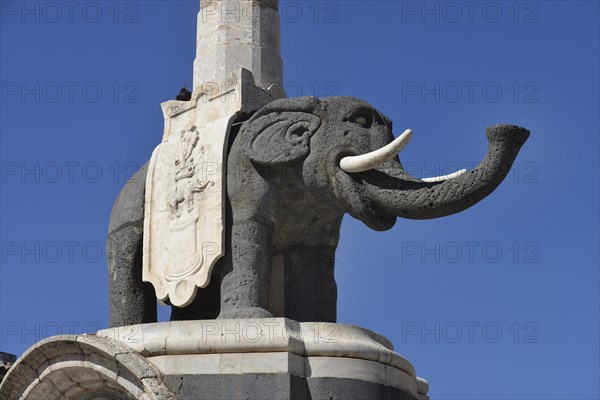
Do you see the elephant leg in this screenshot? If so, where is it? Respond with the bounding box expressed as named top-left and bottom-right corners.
top-left (219, 220), bottom-right (274, 319)
top-left (284, 245), bottom-right (337, 323)
top-left (107, 163), bottom-right (157, 327)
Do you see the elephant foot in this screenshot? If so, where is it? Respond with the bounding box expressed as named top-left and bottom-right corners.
top-left (218, 306), bottom-right (274, 319)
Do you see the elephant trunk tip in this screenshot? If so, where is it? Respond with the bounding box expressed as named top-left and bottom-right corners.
top-left (486, 124), bottom-right (531, 146)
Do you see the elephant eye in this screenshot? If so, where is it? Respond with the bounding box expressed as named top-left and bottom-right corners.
top-left (352, 115), bottom-right (372, 128)
top-left (344, 109), bottom-right (373, 128)
top-left (355, 117), bottom-right (367, 126)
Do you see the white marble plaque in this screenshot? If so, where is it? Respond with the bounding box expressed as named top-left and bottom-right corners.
top-left (143, 69), bottom-right (276, 308)
top-left (143, 108), bottom-right (233, 307)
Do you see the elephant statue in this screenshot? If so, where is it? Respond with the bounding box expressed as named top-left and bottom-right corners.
top-left (107, 96), bottom-right (529, 327)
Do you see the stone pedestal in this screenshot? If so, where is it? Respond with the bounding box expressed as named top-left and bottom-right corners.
top-left (0, 319), bottom-right (429, 400)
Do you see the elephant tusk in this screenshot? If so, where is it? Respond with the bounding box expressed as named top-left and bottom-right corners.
top-left (340, 129), bottom-right (413, 173)
top-left (420, 169), bottom-right (468, 183)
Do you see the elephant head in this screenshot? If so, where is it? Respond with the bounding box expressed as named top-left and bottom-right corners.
top-left (237, 96), bottom-right (530, 231)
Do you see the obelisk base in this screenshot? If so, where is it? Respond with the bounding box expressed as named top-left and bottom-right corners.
top-left (0, 319), bottom-right (429, 400)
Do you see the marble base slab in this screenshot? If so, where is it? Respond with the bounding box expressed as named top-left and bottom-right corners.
top-left (0, 319), bottom-right (430, 400)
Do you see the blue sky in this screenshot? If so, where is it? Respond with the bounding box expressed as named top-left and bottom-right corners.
top-left (1, 1), bottom-right (598, 399)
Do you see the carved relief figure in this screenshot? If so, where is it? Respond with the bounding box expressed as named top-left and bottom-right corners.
top-left (168, 126), bottom-right (213, 219)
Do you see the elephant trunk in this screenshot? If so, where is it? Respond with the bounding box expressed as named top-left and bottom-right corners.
top-left (363, 124), bottom-right (530, 220)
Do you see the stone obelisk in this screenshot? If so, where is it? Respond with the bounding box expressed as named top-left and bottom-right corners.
top-left (193, 0), bottom-right (284, 96)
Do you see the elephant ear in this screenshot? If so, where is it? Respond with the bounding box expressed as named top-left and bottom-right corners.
top-left (244, 97), bottom-right (322, 167)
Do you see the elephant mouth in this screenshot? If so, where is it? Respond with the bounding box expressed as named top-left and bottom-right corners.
top-left (326, 145), bottom-right (397, 231)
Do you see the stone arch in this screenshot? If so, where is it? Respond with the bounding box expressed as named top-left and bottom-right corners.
top-left (0, 335), bottom-right (175, 400)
